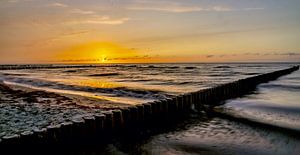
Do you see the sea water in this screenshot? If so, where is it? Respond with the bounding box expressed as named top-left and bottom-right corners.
top-left (0, 63), bottom-right (299, 154)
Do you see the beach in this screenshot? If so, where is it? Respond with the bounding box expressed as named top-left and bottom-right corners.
top-left (0, 63), bottom-right (299, 154)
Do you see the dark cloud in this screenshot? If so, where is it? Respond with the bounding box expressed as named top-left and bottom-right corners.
top-left (206, 55), bottom-right (214, 58)
top-left (61, 58), bottom-right (100, 62)
top-left (107, 55), bottom-right (153, 61)
top-left (281, 52), bottom-right (300, 56)
top-left (244, 52), bottom-right (260, 55)
top-left (261, 52), bottom-right (300, 56)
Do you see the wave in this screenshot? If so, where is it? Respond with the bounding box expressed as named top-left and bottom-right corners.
top-left (3, 77), bottom-right (171, 100)
top-left (63, 70), bottom-right (78, 73)
top-left (139, 65), bottom-right (180, 69)
top-left (117, 78), bottom-right (194, 85)
top-left (117, 79), bottom-right (153, 82)
top-left (260, 83), bottom-right (300, 91)
top-left (242, 72), bottom-right (259, 75)
top-left (212, 108), bottom-right (300, 137)
top-left (185, 66), bottom-right (197, 69)
top-left (209, 72), bottom-right (238, 77)
top-left (245, 104), bottom-right (300, 115)
top-left (2, 73), bottom-right (28, 76)
top-left (214, 65), bottom-right (232, 69)
top-left (237, 65), bottom-right (265, 68)
top-left (177, 81), bottom-right (193, 85)
top-left (89, 73), bottom-right (120, 77)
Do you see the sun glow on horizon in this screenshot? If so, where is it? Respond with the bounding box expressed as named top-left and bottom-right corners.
top-left (55, 42), bottom-right (141, 63)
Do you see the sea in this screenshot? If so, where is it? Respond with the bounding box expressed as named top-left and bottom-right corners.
top-left (0, 63), bottom-right (299, 154)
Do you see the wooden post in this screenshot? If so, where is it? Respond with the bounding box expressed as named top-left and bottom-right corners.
top-left (20, 130), bottom-right (34, 144)
top-left (33, 128), bottom-right (47, 144)
top-left (47, 124), bottom-right (61, 144)
top-left (83, 115), bottom-right (96, 138)
top-left (60, 121), bottom-right (73, 143)
top-left (120, 108), bottom-right (130, 127)
top-left (103, 111), bottom-right (114, 130)
top-left (136, 104), bottom-right (145, 121)
top-left (143, 103), bottom-right (152, 121)
top-left (71, 117), bottom-right (85, 142)
top-left (2, 134), bottom-right (20, 145)
top-left (112, 110), bottom-right (123, 129)
top-left (128, 106), bottom-right (138, 124)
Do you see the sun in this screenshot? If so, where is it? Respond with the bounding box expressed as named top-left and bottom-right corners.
top-left (56, 42), bottom-right (138, 63)
top-left (101, 55), bottom-right (108, 63)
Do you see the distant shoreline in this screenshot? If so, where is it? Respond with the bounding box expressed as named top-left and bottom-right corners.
top-left (0, 61), bottom-right (299, 66)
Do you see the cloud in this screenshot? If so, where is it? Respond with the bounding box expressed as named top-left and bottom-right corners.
top-left (271, 52), bottom-right (300, 56)
top-left (66, 16), bottom-right (130, 25)
top-left (283, 52), bottom-right (300, 56)
top-left (61, 30), bottom-right (90, 37)
top-left (243, 52), bottom-right (300, 56)
top-left (206, 55), bottom-right (214, 58)
top-left (50, 2), bottom-right (68, 8)
top-left (48, 2), bottom-right (114, 25)
top-left (127, 5), bottom-right (232, 13)
top-left (60, 55), bottom-right (152, 62)
top-left (128, 5), bottom-right (203, 13)
top-left (49, 2), bottom-right (95, 15)
top-left (6, 0), bottom-right (35, 3)
top-left (243, 7), bottom-right (265, 11)
top-left (244, 52), bottom-right (260, 55)
top-left (107, 55), bottom-right (152, 61)
top-left (24, 30), bottom-right (91, 47)
top-left (70, 8), bottom-right (95, 15)
top-left (126, 1), bottom-right (265, 13)
top-left (61, 58), bottom-right (101, 62)
top-left (126, 27), bottom-right (273, 43)
top-left (211, 6), bottom-right (232, 12)
top-left (84, 18), bottom-right (130, 25)
top-left (7, 0), bottom-right (19, 3)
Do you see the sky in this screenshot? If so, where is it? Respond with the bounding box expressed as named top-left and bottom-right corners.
top-left (0, 0), bottom-right (300, 64)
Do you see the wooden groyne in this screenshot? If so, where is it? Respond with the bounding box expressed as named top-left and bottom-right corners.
top-left (0, 65), bottom-right (299, 146)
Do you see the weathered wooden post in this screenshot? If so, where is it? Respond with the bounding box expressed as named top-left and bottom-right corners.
top-left (71, 117), bottom-right (85, 142)
top-left (112, 110), bottom-right (123, 129)
top-left (128, 106), bottom-right (138, 124)
top-left (20, 130), bottom-right (34, 144)
top-left (94, 114), bottom-right (105, 132)
top-left (120, 108), bottom-right (130, 127)
top-left (143, 103), bottom-right (152, 121)
top-left (60, 121), bottom-right (73, 143)
top-left (47, 124), bottom-right (61, 144)
top-left (2, 134), bottom-right (20, 145)
top-left (83, 115), bottom-right (96, 138)
top-left (161, 99), bottom-right (168, 116)
top-left (33, 128), bottom-right (47, 144)
top-left (103, 111), bottom-right (114, 130)
top-left (166, 98), bottom-right (176, 115)
top-left (136, 104), bottom-right (145, 122)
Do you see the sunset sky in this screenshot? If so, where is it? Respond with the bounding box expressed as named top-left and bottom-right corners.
top-left (0, 0), bottom-right (299, 64)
